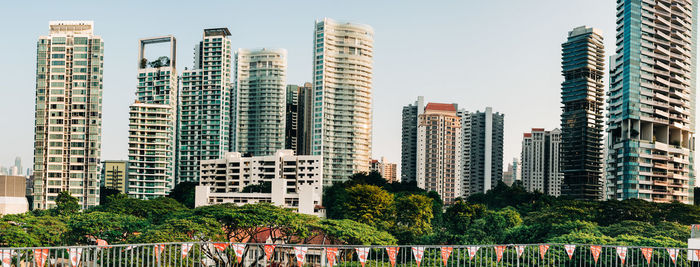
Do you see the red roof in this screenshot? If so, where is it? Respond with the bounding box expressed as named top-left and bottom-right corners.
top-left (523, 133), bottom-right (532, 137)
top-left (531, 128), bottom-right (545, 132)
top-left (425, 103), bottom-right (456, 112)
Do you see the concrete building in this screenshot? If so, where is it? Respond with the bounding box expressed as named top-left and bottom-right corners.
top-left (607, 0), bottom-right (696, 204)
top-left (234, 48), bottom-right (287, 156)
top-left (195, 150), bottom-right (323, 216)
top-left (369, 157), bottom-right (398, 183)
top-left (560, 26), bottom-right (606, 200)
top-left (33, 21), bottom-right (103, 209)
top-left (179, 28), bottom-right (233, 184)
top-left (128, 36), bottom-right (177, 199)
top-left (522, 128), bottom-right (563, 196)
top-left (0, 176), bottom-right (28, 215)
top-left (296, 83), bottom-right (314, 156)
top-left (101, 160), bottom-right (128, 193)
top-left (463, 107), bottom-right (504, 195)
top-left (417, 103), bottom-right (462, 204)
top-left (285, 85), bottom-right (299, 152)
top-left (312, 18), bottom-right (374, 185)
top-left (401, 96), bottom-right (424, 183)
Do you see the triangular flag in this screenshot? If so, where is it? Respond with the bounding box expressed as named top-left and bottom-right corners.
top-left (181, 243), bottom-right (193, 259)
top-left (412, 247), bottom-right (425, 267)
top-left (355, 247), bottom-right (370, 267)
top-left (694, 249), bottom-right (700, 262)
top-left (34, 249), bottom-right (49, 267)
top-left (232, 244), bottom-right (245, 263)
top-left (386, 247), bottom-right (399, 267)
top-left (294, 247), bottom-right (308, 267)
top-left (96, 239), bottom-right (110, 248)
top-left (67, 248), bottom-right (82, 267)
top-left (516, 245), bottom-right (525, 258)
top-left (494, 246), bottom-right (506, 263)
top-left (0, 250), bottom-right (12, 267)
top-left (325, 247), bottom-right (338, 267)
top-left (264, 245), bottom-right (276, 261)
top-left (564, 245), bottom-right (576, 260)
top-left (440, 247), bottom-right (453, 266)
top-left (641, 248), bottom-right (653, 264)
top-left (154, 245), bottom-right (165, 263)
top-left (539, 245), bottom-right (549, 260)
top-left (616, 247), bottom-right (627, 265)
top-left (667, 248), bottom-right (679, 264)
top-left (467, 246), bottom-right (479, 260)
top-left (213, 242), bottom-right (229, 252)
top-left (590, 246), bottom-right (602, 263)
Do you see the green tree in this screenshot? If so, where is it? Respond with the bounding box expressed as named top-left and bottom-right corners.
top-left (344, 184), bottom-right (394, 229)
top-left (392, 194), bottom-right (433, 243)
top-left (131, 217), bottom-right (225, 243)
top-left (167, 182), bottom-right (198, 208)
top-left (54, 191), bottom-right (80, 215)
top-left (66, 211), bottom-right (148, 244)
top-left (0, 221), bottom-right (39, 247)
top-left (94, 195), bottom-right (187, 224)
top-left (309, 219), bottom-right (397, 245)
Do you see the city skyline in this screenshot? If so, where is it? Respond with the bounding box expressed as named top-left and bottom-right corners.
top-left (5, 0), bottom-right (694, 182)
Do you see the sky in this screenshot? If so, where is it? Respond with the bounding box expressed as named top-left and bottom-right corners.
top-left (0, 0), bottom-right (635, 178)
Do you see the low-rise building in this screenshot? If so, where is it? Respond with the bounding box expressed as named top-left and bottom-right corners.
top-left (0, 176), bottom-right (29, 215)
top-left (195, 150), bottom-right (324, 216)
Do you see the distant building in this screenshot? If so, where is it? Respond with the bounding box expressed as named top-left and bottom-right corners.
top-left (401, 96), bottom-right (424, 183)
top-left (14, 157), bottom-right (22, 176)
top-left (195, 150), bottom-right (323, 216)
top-left (369, 157), bottom-right (398, 183)
top-left (462, 107), bottom-right (504, 195)
top-left (522, 128), bottom-right (562, 196)
top-left (296, 83), bottom-right (313, 156)
top-left (101, 161), bottom-right (128, 193)
top-left (0, 176), bottom-right (29, 215)
top-left (285, 85), bottom-right (299, 152)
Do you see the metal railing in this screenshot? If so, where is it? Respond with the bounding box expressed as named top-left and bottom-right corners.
top-left (0, 242), bottom-right (698, 266)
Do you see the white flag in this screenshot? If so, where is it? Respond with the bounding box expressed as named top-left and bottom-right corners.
top-left (467, 246), bottom-right (480, 260)
top-left (181, 243), bottom-right (193, 258)
top-left (295, 247), bottom-right (308, 266)
top-left (412, 247), bottom-right (425, 267)
top-left (564, 245), bottom-right (576, 259)
top-left (67, 248), bottom-right (83, 267)
top-left (667, 248), bottom-right (679, 264)
top-left (355, 247), bottom-right (370, 266)
top-left (616, 247), bottom-right (627, 265)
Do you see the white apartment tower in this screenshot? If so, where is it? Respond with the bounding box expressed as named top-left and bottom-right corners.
top-left (521, 128), bottom-right (563, 196)
top-left (312, 18), bottom-right (374, 185)
top-left (32, 21), bottom-right (103, 209)
top-left (234, 48), bottom-right (287, 156)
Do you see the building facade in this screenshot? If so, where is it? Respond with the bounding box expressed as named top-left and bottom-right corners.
top-left (312, 18), bottom-right (374, 185)
top-left (417, 103), bottom-right (462, 204)
top-left (463, 107), bottom-right (504, 195)
top-left (401, 96), bottom-right (424, 183)
top-left (195, 150), bottom-right (323, 216)
top-left (33, 21), bottom-right (103, 209)
top-left (285, 85), bottom-right (299, 152)
top-left (296, 83), bottom-right (314, 156)
top-left (607, 0), bottom-right (696, 204)
top-left (0, 176), bottom-right (29, 215)
top-left (179, 28), bottom-right (233, 184)
top-left (369, 157), bottom-right (398, 183)
top-left (521, 128), bottom-right (563, 196)
top-left (560, 26), bottom-right (606, 200)
top-left (127, 36), bottom-right (177, 199)
top-left (101, 160), bottom-right (128, 193)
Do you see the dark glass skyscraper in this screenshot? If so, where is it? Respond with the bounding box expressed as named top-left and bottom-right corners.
top-left (560, 26), bottom-right (605, 200)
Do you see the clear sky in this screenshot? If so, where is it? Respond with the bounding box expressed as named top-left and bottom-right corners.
top-left (0, 0), bottom-right (643, 178)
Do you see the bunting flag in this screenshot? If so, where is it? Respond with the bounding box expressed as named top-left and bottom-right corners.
top-left (34, 249), bottom-right (49, 267)
top-left (264, 245), bottom-right (276, 261)
top-left (294, 247), bottom-right (308, 267)
top-left (564, 245), bottom-right (576, 260)
top-left (355, 247), bottom-right (370, 267)
top-left (154, 245), bottom-right (165, 263)
top-left (494, 246), bottom-right (506, 263)
top-left (181, 243), bottom-right (193, 259)
top-left (232, 244), bottom-right (245, 263)
top-left (516, 245), bottom-right (526, 258)
top-left (67, 248), bottom-right (83, 267)
top-left (96, 239), bottom-right (110, 248)
top-left (641, 248), bottom-right (653, 264)
top-left (590, 246), bottom-right (602, 264)
top-left (467, 246), bottom-right (479, 260)
top-left (440, 247), bottom-right (453, 266)
top-left (412, 247), bottom-right (425, 267)
top-left (386, 247), bottom-right (399, 267)
top-left (325, 247), bottom-right (338, 267)
top-left (616, 247), bottom-right (627, 265)
top-left (694, 249), bottom-right (700, 262)
top-left (0, 250), bottom-right (13, 267)
top-left (667, 248), bottom-right (679, 264)
top-left (539, 245), bottom-right (549, 260)
top-left (213, 242), bottom-right (229, 252)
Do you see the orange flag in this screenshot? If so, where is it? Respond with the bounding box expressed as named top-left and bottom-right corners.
top-left (590, 245), bottom-right (602, 263)
top-left (440, 247), bottom-right (453, 266)
top-left (325, 247), bottom-right (338, 267)
top-left (564, 245), bottom-right (576, 260)
top-left (515, 245), bottom-right (525, 258)
top-left (616, 247), bottom-right (627, 265)
top-left (667, 248), bottom-right (679, 264)
top-left (213, 242), bottom-right (229, 252)
top-left (154, 245), bottom-right (165, 263)
top-left (494, 246), bottom-right (506, 263)
top-left (412, 247), bottom-right (425, 267)
top-left (355, 247), bottom-right (370, 267)
top-left (264, 245), bottom-right (276, 261)
top-left (231, 244), bottom-right (245, 264)
top-left (34, 249), bottom-right (49, 267)
top-left (294, 247), bottom-right (308, 267)
top-left (539, 245), bottom-right (549, 260)
top-left (641, 248), bottom-right (653, 264)
top-left (386, 247), bottom-right (399, 267)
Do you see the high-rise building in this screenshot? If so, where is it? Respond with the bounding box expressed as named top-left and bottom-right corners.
top-left (560, 26), bottom-right (606, 200)
top-left (312, 18), bottom-right (374, 185)
top-left (369, 157), bottom-right (398, 183)
top-left (285, 85), bottom-right (299, 152)
top-left (179, 28), bottom-right (233, 184)
top-left (127, 36), bottom-right (177, 199)
top-left (0, 176), bottom-right (29, 215)
top-left (503, 162), bottom-right (515, 186)
top-left (101, 160), bottom-right (128, 193)
top-left (463, 107), bottom-right (504, 195)
top-left (401, 96), bottom-right (425, 183)
top-left (417, 103), bottom-right (462, 204)
top-left (521, 128), bottom-right (563, 196)
top-left (14, 157), bottom-right (22, 176)
top-left (607, 0), bottom-right (696, 204)
top-left (33, 21), bottom-right (103, 209)
top-left (296, 82), bottom-right (313, 156)
top-left (233, 48), bottom-right (287, 156)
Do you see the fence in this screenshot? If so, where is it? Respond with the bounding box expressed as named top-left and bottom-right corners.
top-left (0, 242), bottom-right (699, 266)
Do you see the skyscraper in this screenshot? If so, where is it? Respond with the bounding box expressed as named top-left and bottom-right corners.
top-left (463, 107), bottom-right (504, 195)
top-left (521, 128), bottom-right (563, 196)
top-left (33, 21), bottom-right (103, 209)
top-left (401, 96), bottom-right (424, 183)
top-left (285, 85), bottom-right (299, 152)
top-left (560, 26), bottom-right (605, 200)
top-left (14, 157), bottom-right (22, 176)
top-left (234, 48), bottom-right (287, 156)
top-left (417, 103), bottom-right (462, 204)
top-left (296, 82), bottom-right (314, 156)
top-left (178, 28), bottom-right (232, 184)
top-left (607, 0), bottom-right (696, 204)
top-left (127, 36), bottom-right (177, 199)
top-left (312, 18), bottom-right (374, 185)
